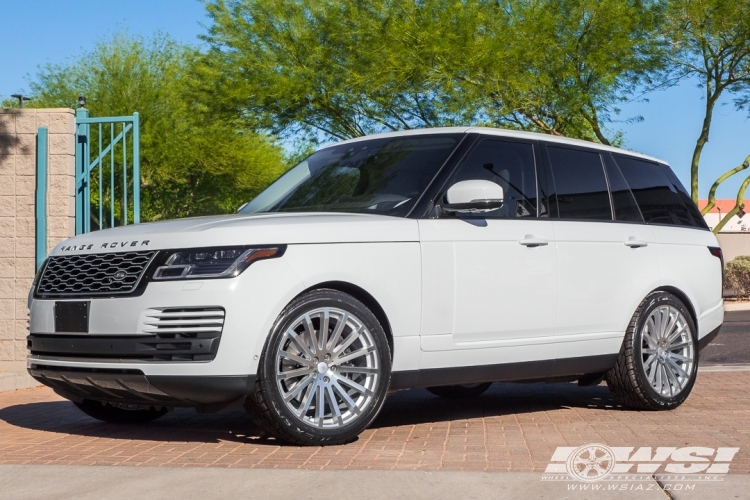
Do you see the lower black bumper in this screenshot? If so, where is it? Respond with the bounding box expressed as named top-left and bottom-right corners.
top-left (28, 363), bottom-right (255, 409)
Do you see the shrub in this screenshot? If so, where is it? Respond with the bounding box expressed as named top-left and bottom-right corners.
top-left (725, 257), bottom-right (750, 298)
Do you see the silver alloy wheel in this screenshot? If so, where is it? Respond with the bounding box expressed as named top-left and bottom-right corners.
top-left (275, 307), bottom-right (380, 429)
top-left (640, 305), bottom-right (695, 397)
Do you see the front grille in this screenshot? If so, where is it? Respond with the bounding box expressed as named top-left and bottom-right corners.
top-left (36, 251), bottom-right (156, 298)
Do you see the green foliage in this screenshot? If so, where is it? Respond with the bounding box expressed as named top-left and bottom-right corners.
top-left (726, 257), bottom-right (750, 298)
top-left (663, 0), bottom-right (750, 206)
top-left (28, 32), bottom-right (287, 221)
top-left (197, 0), bottom-right (664, 145)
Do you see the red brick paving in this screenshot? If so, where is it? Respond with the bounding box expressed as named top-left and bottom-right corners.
top-left (0, 371), bottom-right (748, 472)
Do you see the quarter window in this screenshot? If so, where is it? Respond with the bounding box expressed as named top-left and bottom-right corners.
top-left (449, 139), bottom-right (538, 218)
top-left (546, 146), bottom-right (612, 220)
top-left (613, 154), bottom-right (699, 227)
top-left (602, 154), bottom-right (643, 222)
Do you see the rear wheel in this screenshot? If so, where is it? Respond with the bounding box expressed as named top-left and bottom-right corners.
top-left (426, 382), bottom-right (492, 399)
top-left (246, 289), bottom-right (391, 446)
top-left (606, 291), bottom-right (698, 410)
top-left (74, 400), bottom-right (168, 424)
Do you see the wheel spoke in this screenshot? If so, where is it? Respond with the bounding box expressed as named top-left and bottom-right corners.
top-left (326, 385), bottom-right (344, 426)
top-left (327, 312), bottom-right (348, 350)
top-left (334, 325), bottom-right (364, 355)
top-left (662, 311), bottom-right (677, 341)
top-left (334, 374), bottom-right (374, 397)
top-left (319, 309), bottom-right (330, 352)
top-left (666, 323), bottom-right (687, 345)
top-left (315, 384), bottom-right (325, 428)
top-left (667, 352), bottom-right (692, 363)
top-left (277, 366), bottom-right (314, 381)
top-left (283, 374), bottom-right (315, 402)
top-left (665, 356), bottom-right (690, 380)
top-left (297, 379), bottom-right (318, 417)
top-left (335, 345), bottom-right (376, 364)
top-left (643, 354), bottom-right (658, 371)
top-left (279, 350), bottom-right (311, 366)
top-left (332, 380), bottom-right (361, 415)
top-left (669, 341), bottom-right (690, 350)
top-left (337, 366), bottom-right (378, 375)
top-left (289, 330), bottom-right (315, 360)
top-left (303, 314), bottom-right (318, 355)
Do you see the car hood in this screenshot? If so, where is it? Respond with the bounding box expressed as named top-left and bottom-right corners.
top-left (49, 213), bottom-right (419, 255)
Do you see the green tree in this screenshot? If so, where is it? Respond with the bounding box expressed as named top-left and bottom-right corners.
top-left (663, 0), bottom-right (750, 228)
top-left (197, 0), bottom-right (664, 146)
top-left (28, 32), bottom-right (286, 221)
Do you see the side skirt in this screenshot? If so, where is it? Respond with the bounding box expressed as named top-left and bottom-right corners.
top-left (389, 354), bottom-right (618, 391)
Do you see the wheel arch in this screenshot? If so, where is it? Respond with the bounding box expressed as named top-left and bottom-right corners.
top-left (296, 280), bottom-right (395, 358)
top-left (652, 285), bottom-right (698, 329)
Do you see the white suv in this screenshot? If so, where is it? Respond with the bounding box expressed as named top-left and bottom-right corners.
top-left (28, 127), bottom-right (724, 445)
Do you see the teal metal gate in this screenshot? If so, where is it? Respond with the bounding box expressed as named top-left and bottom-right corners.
top-left (75, 108), bottom-right (141, 234)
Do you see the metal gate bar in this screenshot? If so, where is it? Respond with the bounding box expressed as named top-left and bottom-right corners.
top-left (75, 109), bottom-right (140, 234)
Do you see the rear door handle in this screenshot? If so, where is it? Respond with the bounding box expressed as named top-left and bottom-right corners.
top-left (519, 235), bottom-right (549, 247)
top-left (625, 237), bottom-right (648, 248)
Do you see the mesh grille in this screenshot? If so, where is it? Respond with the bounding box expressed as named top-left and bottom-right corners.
top-left (36, 251), bottom-right (156, 297)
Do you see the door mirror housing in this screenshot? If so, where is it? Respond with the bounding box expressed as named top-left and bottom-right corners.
top-left (443, 180), bottom-right (504, 213)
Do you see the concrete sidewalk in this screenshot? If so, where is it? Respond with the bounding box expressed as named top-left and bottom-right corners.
top-left (4, 464), bottom-right (735, 500)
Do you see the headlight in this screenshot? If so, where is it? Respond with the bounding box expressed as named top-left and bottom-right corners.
top-left (152, 246), bottom-right (284, 280)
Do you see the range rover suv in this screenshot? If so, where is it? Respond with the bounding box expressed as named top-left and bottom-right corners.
top-left (27, 127), bottom-right (723, 445)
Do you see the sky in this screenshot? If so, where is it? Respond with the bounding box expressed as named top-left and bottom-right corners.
top-left (2, 0), bottom-right (749, 200)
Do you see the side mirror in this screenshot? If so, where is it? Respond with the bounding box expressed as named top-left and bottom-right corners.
top-left (443, 180), bottom-right (504, 213)
top-left (237, 202), bottom-right (249, 213)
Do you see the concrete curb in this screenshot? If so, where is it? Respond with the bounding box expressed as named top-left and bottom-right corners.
top-left (723, 300), bottom-right (750, 311)
top-left (0, 371), bottom-right (40, 393)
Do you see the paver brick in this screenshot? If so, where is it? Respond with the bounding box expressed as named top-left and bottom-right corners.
top-left (0, 373), bottom-right (749, 473)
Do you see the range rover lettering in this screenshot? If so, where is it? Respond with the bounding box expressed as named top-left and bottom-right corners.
top-left (27, 128), bottom-right (723, 445)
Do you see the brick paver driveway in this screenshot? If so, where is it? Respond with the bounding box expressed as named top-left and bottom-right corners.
top-left (1, 370), bottom-right (748, 473)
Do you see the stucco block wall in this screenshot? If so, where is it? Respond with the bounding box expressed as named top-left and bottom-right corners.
top-left (0, 108), bottom-right (76, 361)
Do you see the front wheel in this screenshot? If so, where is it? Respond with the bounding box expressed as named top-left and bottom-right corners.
top-left (246, 289), bottom-right (392, 446)
top-left (74, 400), bottom-right (168, 424)
top-left (606, 291), bottom-right (698, 410)
top-left (426, 382), bottom-right (492, 399)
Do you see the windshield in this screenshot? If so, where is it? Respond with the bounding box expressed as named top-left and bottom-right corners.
top-left (240, 134), bottom-right (460, 217)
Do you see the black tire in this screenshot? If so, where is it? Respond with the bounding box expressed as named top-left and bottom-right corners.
top-left (246, 289), bottom-right (392, 446)
top-left (426, 382), bottom-right (492, 399)
top-left (74, 400), bottom-right (168, 424)
top-left (606, 291), bottom-right (699, 411)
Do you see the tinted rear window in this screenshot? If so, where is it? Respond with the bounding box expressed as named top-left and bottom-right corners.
top-left (613, 154), bottom-right (702, 227)
top-left (546, 146), bottom-right (612, 220)
top-left (602, 154), bottom-right (643, 222)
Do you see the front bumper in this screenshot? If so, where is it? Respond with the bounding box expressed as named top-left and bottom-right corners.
top-left (28, 363), bottom-right (255, 409)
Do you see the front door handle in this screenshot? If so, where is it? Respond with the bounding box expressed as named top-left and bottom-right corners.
top-left (625, 237), bottom-right (648, 248)
top-left (519, 235), bottom-right (549, 247)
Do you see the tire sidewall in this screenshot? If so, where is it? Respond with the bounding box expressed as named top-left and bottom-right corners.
top-left (259, 289), bottom-right (392, 444)
top-left (631, 292), bottom-right (699, 409)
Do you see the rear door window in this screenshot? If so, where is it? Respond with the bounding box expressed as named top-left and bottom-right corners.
top-left (545, 146), bottom-right (612, 220)
top-left (612, 154), bottom-right (701, 227)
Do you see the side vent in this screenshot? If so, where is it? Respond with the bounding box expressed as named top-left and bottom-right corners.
top-left (141, 307), bottom-right (225, 336)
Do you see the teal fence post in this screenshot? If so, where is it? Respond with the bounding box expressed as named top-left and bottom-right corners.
top-left (75, 108), bottom-right (89, 235)
top-left (132, 112), bottom-right (140, 224)
top-left (35, 127), bottom-right (48, 270)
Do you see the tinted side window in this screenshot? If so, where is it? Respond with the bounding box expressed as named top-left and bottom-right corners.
top-left (546, 146), bottom-right (612, 220)
top-left (613, 154), bottom-right (695, 227)
top-left (602, 154), bottom-right (643, 222)
top-left (659, 164), bottom-right (709, 229)
top-left (449, 139), bottom-right (538, 218)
